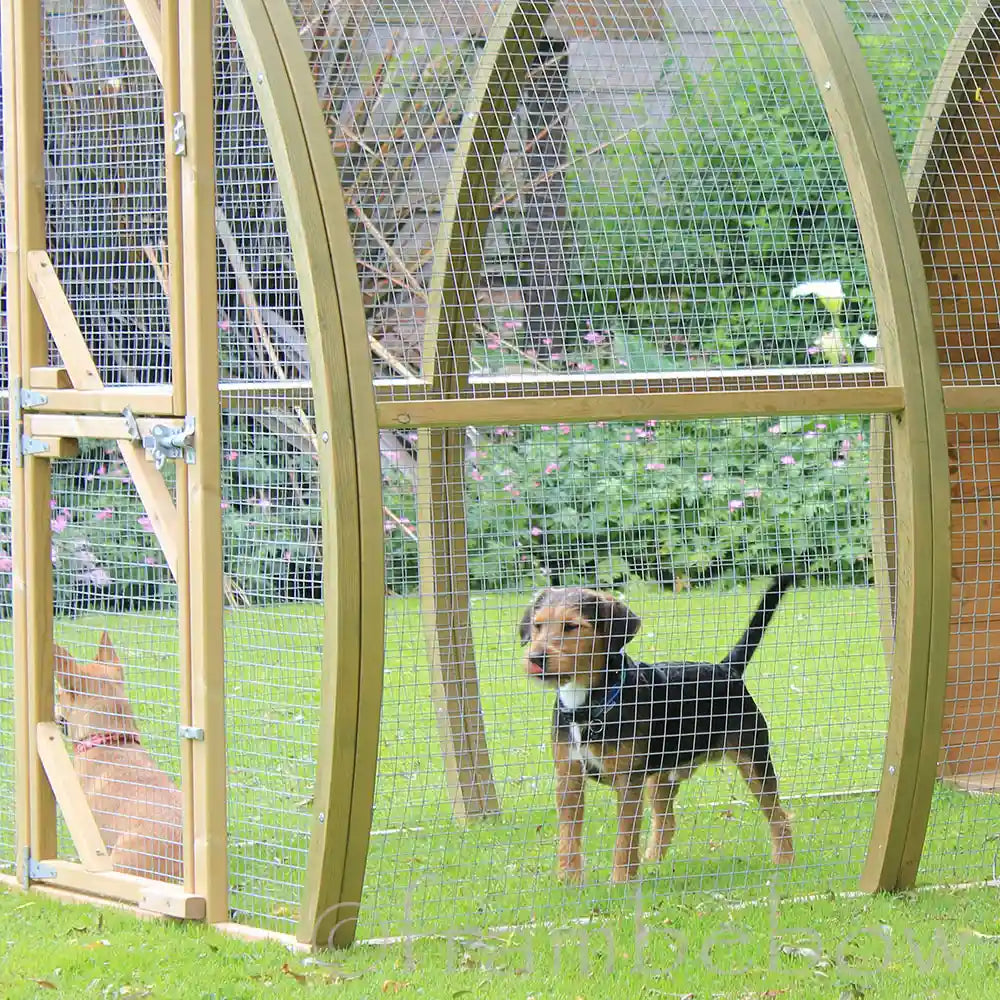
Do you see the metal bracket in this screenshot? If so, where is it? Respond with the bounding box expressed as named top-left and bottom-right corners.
top-left (143, 417), bottom-right (196, 471)
top-left (178, 725), bottom-right (205, 741)
top-left (23, 848), bottom-right (56, 887)
top-left (20, 435), bottom-right (51, 458)
top-left (172, 112), bottom-right (187, 156)
top-left (20, 388), bottom-right (48, 409)
top-left (122, 406), bottom-right (142, 444)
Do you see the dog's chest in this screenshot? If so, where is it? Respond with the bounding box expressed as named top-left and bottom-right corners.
top-left (568, 722), bottom-right (605, 774)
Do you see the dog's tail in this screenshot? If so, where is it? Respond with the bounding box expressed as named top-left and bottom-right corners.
top-left (719, 574), bottom-right (795, 675)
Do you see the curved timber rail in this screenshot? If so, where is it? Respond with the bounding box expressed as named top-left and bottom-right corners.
top-left (908, 1), bottom-right (1000, 794)
top-left (223, 0), bottom-right (385, 949)
top-left (783, 0), bottom-right (951, 891)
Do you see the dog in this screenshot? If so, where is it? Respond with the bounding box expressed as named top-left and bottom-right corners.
top-left (520, 576), bottom-right (795, 884)
top-left (54, 633), bottom-right (183, 881)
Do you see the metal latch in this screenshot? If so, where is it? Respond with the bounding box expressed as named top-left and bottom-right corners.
top-left (172, 112), bottom-right (187, 156)
top-left (178, 725), bottom-right (205, 741)
top-left (124, 409), bottom-right (196, 470)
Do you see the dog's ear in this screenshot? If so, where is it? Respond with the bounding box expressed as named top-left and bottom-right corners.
top-left (53, 644), bottom-right (80, 693)
top-left (94, 631), bottom-right (124, 680)
top-left (593, 592), bottom-right (641, 652)
top-left (519, 590), bottom-right (550, 645)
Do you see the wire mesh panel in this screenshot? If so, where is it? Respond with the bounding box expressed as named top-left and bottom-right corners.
top-left (901, 1), bottom-right (1000, 888)
top-left (50, 450), bottom-right (182, 881)
top-left (42, 2), bottom-right (170, 385)
top-left (362, 415), bottom-right (893, 937)
top-left (216, 7), bottom-right (324, 931)
top-left (298, 0), bottom-right (895, 404)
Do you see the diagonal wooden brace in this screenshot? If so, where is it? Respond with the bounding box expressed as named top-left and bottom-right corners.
top-left (26, 251), bottom-right (181, 579)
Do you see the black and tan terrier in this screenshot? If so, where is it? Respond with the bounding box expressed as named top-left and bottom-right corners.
top-left (520, 576), bottom-right (795, 884)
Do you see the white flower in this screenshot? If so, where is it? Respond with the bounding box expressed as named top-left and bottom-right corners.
top-left (791, 279), bottom-right (845, 316)
top-left (858, 332), bottom-right (878, 351)
top-left (816, 328), bottom-right (849, 365)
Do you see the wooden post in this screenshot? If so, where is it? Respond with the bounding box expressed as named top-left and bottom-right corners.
top-left (4, 0), bottom-right (58, 878)
top-left (178, 0), bottom-right (228, 923)
top-left (417, 0), bottom-right (555, 823)
top-left (783, 0), bottom-right (952, 893)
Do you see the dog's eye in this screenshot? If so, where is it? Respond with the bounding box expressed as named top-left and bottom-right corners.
top-left (563, 622), bottom-right (579, 633)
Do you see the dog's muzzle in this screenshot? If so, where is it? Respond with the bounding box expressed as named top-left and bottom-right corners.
top-left (526, 652), bottom-right (547, 677)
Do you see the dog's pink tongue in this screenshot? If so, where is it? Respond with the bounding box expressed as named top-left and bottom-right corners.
top-left (526, 661), bottom-right (544, 676)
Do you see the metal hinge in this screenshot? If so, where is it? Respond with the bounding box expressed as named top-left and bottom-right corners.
top-left (124, 408), bottom-right (196, 470)
top-left (172, 112), bottom-right (187, 156)
top-left (178, 725), bottom-right (205, 741)
top-left (22, 848), bottom-right (57, 888)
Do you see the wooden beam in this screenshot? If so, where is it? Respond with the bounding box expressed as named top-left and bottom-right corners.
top-left (29, 366), bottom-right (71, 389)
top-left (379, 385), bottom-right (906, 428)
top-left (785, 0), bottom-right (951, 894)
top-left (123, 0), bottom-right (164, 83)
top-left (23, 386), bottom-right (178, 416)
top-left (6, 0), bottom-right (58, 876)
top-left (179, 0), bottom-right (227, 925)
top-left (35, 723), bottom-right (112, 873)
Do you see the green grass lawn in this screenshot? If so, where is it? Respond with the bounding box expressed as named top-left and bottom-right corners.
top-left (3, 880), bottom-right (1000, 999)
top-left (2, 582), bottom-right (1000, 946)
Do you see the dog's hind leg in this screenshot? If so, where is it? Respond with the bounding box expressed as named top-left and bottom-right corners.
top-left (553, 740), bottom-right (586, 883)
top-left (643, 772), bottom-right (679, 862)
top-left (731, 753), bottom-right (794, 865)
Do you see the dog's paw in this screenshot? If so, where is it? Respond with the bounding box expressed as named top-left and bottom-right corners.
top-left (643, 843), bottom-right (665, 863)
top-left (611, 865), bottom-right (639, 885)
top-left (558, 861), bottom-right (585, 884)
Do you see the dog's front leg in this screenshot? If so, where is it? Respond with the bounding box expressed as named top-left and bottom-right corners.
top-left (553, 739), bottom-right (585, 882)
top-left (612, 778), bottom-right (645, 883)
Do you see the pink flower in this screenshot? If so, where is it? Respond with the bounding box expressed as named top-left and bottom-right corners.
top-left (702, 474), bottom-right (713, 483)
top-left (530, 526), bottom-right (543, 537)
top-left (138, 515), bottom-right (154, 531)
top-left (220, 501), bottom-right (230, 510)
top-left (384, 521), bottom-right (396, 533)
top-left (545, 463), bottom-right (559, 475)
top-left (646, 462), bottom-right (666, 471)
top-left (96, 465), bottom-right (106, 476)
top-left (0, 496), bottom-right (11, 510)
top-left (486, 338), bottom-right (501, 351)
top-left (729, 499), bottom-right (744, 511)
top-left (745, 488), bottom-right (762, 499)
top-left (595, 422), bottom-right (608, 429)
top-left (51, 514), bottom-right (69, 534)
top-left (84, 568), bottom-right (112, 587)
top-left (0, 554), bottom-right (12, 573)
top-left (542, 337), bottom-right (554, 347)
top-left (624, 433), bottom-right (632, 442)
top-left (780, 456), bottom-right (796, 466)
top-left (768, 424), bottom-right (781, 434)
top-left (219, 316), bottom-right (230, 331)
top-left (557, 424), bottom-right (571, 435)
top-left (840, 439), bottom-right (852, 455)
top-left (95, 508), bottom-right (114, 521)
top-left (575, 361), bottom-right (596, 372)
top-left (470, 469), bottom-right (484, 482)
top-left (540, 425), bottom-right (551, 432)
top-left (494, 427), bottom-right (514, 438)
top-left (144, 556), bottom-right (159, 566)
top-left (583, 331), bottom-right (607, 345)
top-left (282, 551), bottom-right (292, 562)
top-left (635, 429), bottom-right (649, 439)
top-left (49, 499), bottom-right (57, 510)
top-left (503, 320), bottom-right (522, 331)
top-left (646, 420), bottom-right (657, 428)
top-left (225, 450), bottom-right (238, 461)
top-left (816, 423), bottom-right (827, 431)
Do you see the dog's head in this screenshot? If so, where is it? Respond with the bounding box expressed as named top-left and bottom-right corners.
top-left (519, 587), bottom-right (640, 689)
top-left (54, 632), bottom-right (139, 743)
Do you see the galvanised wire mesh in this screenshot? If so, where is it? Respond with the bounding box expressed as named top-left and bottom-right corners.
top-left (216, 6), bottom-right (322, 931)
top-left (365, 416), bottom-right (891, 937)
top-left (50, 449), bottom-right (182, 881)
top-left (38, 1), bottom-right (181, 880)
top-left (42, 2), bottom-right (170, 386)
top-left (887, 2), bottom-right (1000, 887)
top-left (301, 0), bottom-right (888, 402)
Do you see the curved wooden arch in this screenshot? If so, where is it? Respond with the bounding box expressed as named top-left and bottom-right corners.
top-left (418, 0), bottom-right (951, 893)
top-left (782, 0), bottom-right (951, 891)
top-left (222, 0), bottom-right (384, 948)
top-left (908, 0), bottom-right (1000, 794)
